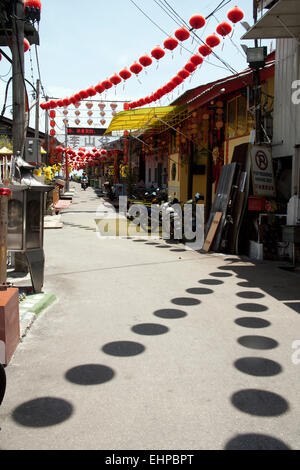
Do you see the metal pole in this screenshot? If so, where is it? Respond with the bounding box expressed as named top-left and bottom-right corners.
top-left (45, 95), bottom-right (49, 165)
top-left (65, 125), bottom-right (69, 192)
top-left (12, 0), bottom-right (25, 156)
top-left (35, 79), bottom-right (40, 140)
top-left (128, 135), bottom-right (132, 198)
top-left (253, 0), bottom-right (262, 144)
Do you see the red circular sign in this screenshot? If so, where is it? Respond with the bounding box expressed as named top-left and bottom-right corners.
top-left (255, 150), bottom-right (269, 171)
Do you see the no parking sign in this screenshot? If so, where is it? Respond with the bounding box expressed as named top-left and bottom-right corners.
top-left (250, 145), bottom-right (276, 197)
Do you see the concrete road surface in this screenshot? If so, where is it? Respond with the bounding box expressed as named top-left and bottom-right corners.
top-left (1, 182), bottom-right (300, 450)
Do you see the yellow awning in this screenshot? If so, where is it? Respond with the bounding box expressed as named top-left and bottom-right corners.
top-left (105, 105), bottom-right (187, 135)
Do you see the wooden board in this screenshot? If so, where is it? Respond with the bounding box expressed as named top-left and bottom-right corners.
top-left (202, 212), bottom-right (223, 252)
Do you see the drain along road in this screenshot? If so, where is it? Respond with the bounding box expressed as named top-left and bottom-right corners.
top-left (1, 183), bottom-right (300, 450)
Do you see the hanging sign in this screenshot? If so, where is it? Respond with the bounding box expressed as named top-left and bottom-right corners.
top-left (67, 128), bottom-right (107, 136)
top-left (250, 145), bottom-right (276, 197)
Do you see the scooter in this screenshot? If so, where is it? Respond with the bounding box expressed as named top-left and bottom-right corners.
top-left (81, 182), bottom-right (88, 191)
top-left (104, 182), bottom-right (116, 201)
top-left (0, 363), bottom-right (6, 406)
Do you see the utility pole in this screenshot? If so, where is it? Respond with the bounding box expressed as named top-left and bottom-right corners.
top-left (65, 124), bottom-right (69, 192)
top-left (12, 0), bottom-right (25, 156)
top-left (35, 79), bottom-right (40, 140)
top-left (44, 94), bottom-right (49, 165)
top-left (253, 0), bottom-right (262, 144)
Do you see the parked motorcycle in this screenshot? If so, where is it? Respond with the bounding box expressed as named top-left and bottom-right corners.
top-left (104, 182), bottom-right (116, 201)
top-left (162, 193), bottom-right (204, 241)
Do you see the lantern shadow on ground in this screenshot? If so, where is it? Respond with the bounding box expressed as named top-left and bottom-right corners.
top-left (213, 263), bottom-right (300, 313)
top-left (170, 249), bottom-right (187, 252)
top-left (65, 364), bottom-right (115, 385)
top-left (131, 323), bottom-right (169, 336)
top-left (155, 245), bottom-right (170, 248)
top-left (236, 303), bottom-right (269, 313)
top-left (234, 357), bottom-right (282, 377)
top-left (235, 317), bottom-right (271, 329)
top-left (209, 272), bottom-right (233, 278)
top-left (171, 297), bottom-right (201, 306)
top-left (237, 281), bottom-right (259, 288)
top-left (236, 291), bottom-right (265, 299)
top-left (231, 389), bottom-right (289, 417)
top-left (153, 308), bottom-right (187, 319)
top-left (199, 279), bottom-right (224, 286)
top-left (224, 433), bottom-right (291, 450)
top-left (186, 287), bottom-right (214, 295)
top-left (12, 397), bottom-right (74, 427)
top-left (102, 341), bottom-right (145, 357)
top-left (237, 335), bottom-right (279, 350)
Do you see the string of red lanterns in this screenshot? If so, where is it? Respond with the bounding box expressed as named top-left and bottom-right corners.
top-left (40, 7), bottom-right (244, 113)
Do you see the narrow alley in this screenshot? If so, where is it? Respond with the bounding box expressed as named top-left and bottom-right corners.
top-left (1, 183), bottom-right (300, 450)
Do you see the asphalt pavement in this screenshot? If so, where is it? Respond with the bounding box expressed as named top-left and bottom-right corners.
top-left (1, 182), bottom-right (300, 450)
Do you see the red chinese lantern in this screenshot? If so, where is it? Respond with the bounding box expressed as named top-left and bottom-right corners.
top-left (24, 0), bottom-right (41, 8)
top-left (216, 21), bottom-right (233, 37)
top-left (163, 36), bottom-right (178, 51)
top-left (119, 67), bottom-right (132, 81)
top-left (101, 79), bottom-right (113, 90)
top-left (63, 98), bottom-right (70, 107)
top-left (50, 120), bottom-right (56, 128)
top-left (139, 54), bottom-right (152, 67)
top-left (178, 69), bottom-right (190, 80)
top-left (190, 54), bottom-right (204, 66)
top-left (87, 87), bottom-right (97, 97)
top-left (198, 44), bottom-right (212, 57)
top-left (227, 6), bottom-right (244, 23)
top-left (124, 103), bottom-right (130, 111)
top-left (184, 61), bottom-right (196, 73)
top-left (189, 14), bottom-right (206, 29)
top-left (206, 33), bottom-right (221, 48)
top-left (130, 62), bottom-right (143, 76)
top-left (172, 76), bottom-right (183, 86)
top-left (95, 83), bottom-right (105, 94)
top-left (50, 129), bottom-right (56, 136)
top-left (49, 110), bottom-right (56, 118)
top-left (175, 27), bottom-right (190, 42)
top-left (24, 38), bottom-right (30, 52)
top-left (110, 73), bottom-right (122, 86)
top-left (151, 45), bottom-right (165, 61)
top-left (79, 90), bottom-right (89, 99)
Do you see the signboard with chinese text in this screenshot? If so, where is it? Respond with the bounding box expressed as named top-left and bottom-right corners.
top-left (250, 145), bottom-right (276, 197)
top-left (67, 128), bottom-right (107, 136)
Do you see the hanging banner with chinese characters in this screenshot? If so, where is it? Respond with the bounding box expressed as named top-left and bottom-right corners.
top-left (250, 145), bottom-right (276, 197)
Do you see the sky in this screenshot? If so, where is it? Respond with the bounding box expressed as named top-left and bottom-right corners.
top-left (0, 0), bottom-right (272, 145)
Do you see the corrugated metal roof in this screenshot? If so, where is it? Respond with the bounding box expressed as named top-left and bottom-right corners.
top-left (242, 0), bottom-right (300, 40)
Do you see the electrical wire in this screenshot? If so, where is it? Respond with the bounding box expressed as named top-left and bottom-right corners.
top-left (130, 0), bottom-right (239, 76)
top-left (158, 0), bottom-right (239, 75)
top-left (1, 77), bottom-right (12, 117)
